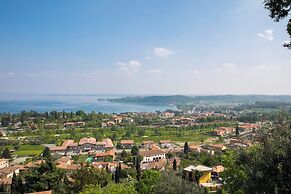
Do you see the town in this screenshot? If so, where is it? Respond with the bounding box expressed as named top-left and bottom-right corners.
top-left (0, 105), bottom-right (265, 193)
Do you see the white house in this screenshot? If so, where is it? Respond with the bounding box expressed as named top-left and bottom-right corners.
top-left (0, 159), bottom-right (9, 169)
top-left (139, 150), bottom-right (166, 163)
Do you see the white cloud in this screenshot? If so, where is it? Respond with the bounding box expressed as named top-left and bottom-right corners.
top-left (7, 72), bottom-right (16, 76)
top-left (117, 60), bottom-right (142, 74)
top-left (251, 64), bottom-right (280, 71)
top-left (144, 56), bottom-right (152, 60)
top-left (147, 68), bottom-right (162, 75)
top-left (257, 30), bottom-right (273, 41)
top-left (192, 70), bottom-right (201, 75)
top-left (153, 47), bottom-right (173, 57)
top-left (217, 63), bottom-right (238, 72)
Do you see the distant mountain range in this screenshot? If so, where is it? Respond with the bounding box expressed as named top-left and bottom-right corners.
top-left (108, 95), bottom-right (291, 105)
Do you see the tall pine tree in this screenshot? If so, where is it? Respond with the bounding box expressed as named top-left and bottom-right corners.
top-left (173, 158), bottom-right (177, 171)
top-left (135, 157), bottom-right (141, 181)
top-left (184, 141), bottom-right (190, 155)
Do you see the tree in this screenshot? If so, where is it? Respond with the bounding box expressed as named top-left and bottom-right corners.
top-left (114, 163), bottom-right (122, 183)
top-left (80, 183), bottom-right (137, 194)
top-left (121, 149), bottom-right (127, 159)
top-left (184, 141), bottom-right (190, 155)
top-left (135, 170), bottom-right (161, 194)
top-left (153, 171), bottom-right (202, 194)
top-left (222, 112), bottom-right (291, 193)
top-left (173, 158), bottom-right (177, 171)
top-left (131, 145), bottom-right (139, 156)
top-left (264, 0), bottom-right (291, 48)
top-left (11, 173), bottom-right (24, 194)
top-left (135, 157), bottom-right (141, 181)
top-left (235, 123), bottom-right (239, 137)
top-left (2, 147), bottom-right (11, 159)
top-left (42, 147), bottom-right (51, 159)
top-left (70, 167), bottom-right (111, 192)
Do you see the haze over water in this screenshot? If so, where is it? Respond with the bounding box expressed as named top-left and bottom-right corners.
top-left (0, 94), bottom-right (173, 113)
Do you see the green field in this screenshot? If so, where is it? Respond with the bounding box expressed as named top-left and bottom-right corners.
top-left (14, 145), bottom-right (45, 157)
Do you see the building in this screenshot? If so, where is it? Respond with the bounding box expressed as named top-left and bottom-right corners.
top-left (50, 137), bottom-right (115, 155)
top-left (95, 150), bottom-right (115, 161)
top-left (139, 150), bottom-right (166, 163)
top-left (120, 140), bottom-right (135, 149)
top-left (79, 137), bottom-right (98, 152)
top-left (213, 127), bottom-right (235, 137)
top-left (0, 159), bottom-right (9, 169)
top-left (183, 165), bottom-right (213, 184)
top-left (0, 166), bottom-right (20, 178)
top-left (159, 140), bottom-right (172, 148)
top-left (142, 140), bottom-right (154, 148)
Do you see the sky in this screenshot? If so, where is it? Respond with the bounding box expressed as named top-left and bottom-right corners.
top-left (1, 0), bottom-right (291, 96)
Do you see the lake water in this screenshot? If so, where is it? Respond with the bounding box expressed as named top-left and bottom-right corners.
top-left (0, 94), bottom-right (174, 113)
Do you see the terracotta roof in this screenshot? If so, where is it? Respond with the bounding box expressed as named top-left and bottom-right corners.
top-left (79, 137), bottom-right (97, 145)
top-left (68, 142), bottom-right (78, 147)
top-left (56, 156), bottom-right (71, 164)
top-left (139, 150), bottom-right (166, 157)
top-left (49, 146), bottom-right (66, 151)
top-left (0, 166), bottom-right (21, 176)
top-left (0, 177), bottom-right (12, 185)
top-left (25, 160), bottom-right (45, 168)
top-left (95, 150), bottom-right (115, 157)
top-left (142, 141), bottom-right (154, 144)
top-left (212, 165), bottom-right (224, 173)
top-left (56, 163), bottom-right (79, 171)
top-left (62, 140), bottom-right (75, 148)
top-left (102, 138), bottom-right (114, 148)
top-left (159, 140), bottom-right (171, 144)
top-left (142, 158), bottom-right (167, 170)
top-left (26, 190), bottom-right (52, 194)
top-left (120, 140), bottom-right (134, 144)
top-left (149, 144), bottom-right (160, 150)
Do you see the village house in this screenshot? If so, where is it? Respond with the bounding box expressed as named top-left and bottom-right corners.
top-left (50, 137), bottom-right (114, 155)
top-left (141, 158), bottom-right (167, 171)
top-left (0, 176), bottom-right (12, 194)
top-left (101, 121), bottom-right (115, 128)
top-left (239, 123), bottom-right (260, 132)
top-left (183, 165), bottom-right (213, 184)
top-left (92, 162), bottom-right (129, 173)
top-left (44, 123), bottom-right (58, 129)
top-left (159, 140), bottom-right (172, 148)
top-left (95, 149), bottom-right (115, 161)
top-left (120, 140), bottom-right (135, 149)
top-left (139, 150), bottom-right (166, 163)
top-left (213, 127), bottom-right (235, 137)
top-left (0, 159), bottom-right (9, 169)
top-left (0, 166), bottom-right (20, 179)
top-left (63, 121), bottom-right (85, 128)
top-left (142, 140), bottom-right (154, 148)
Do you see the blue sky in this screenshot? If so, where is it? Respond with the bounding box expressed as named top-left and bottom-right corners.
top-left (1, 0), bottom-right (291, 95)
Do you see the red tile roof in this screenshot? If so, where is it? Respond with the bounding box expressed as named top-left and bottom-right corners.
top-left (79, 137), bottom-right (97, 145)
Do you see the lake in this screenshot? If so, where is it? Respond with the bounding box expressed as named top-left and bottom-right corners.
top-left (0, 94), bottom-right (174, 113)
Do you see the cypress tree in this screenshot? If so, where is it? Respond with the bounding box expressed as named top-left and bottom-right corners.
top-left (135, 157), bottom-right (141, 181)
top-left (235, 123), bottom-right (239, 137)
top-left (2, 147), bottom-right (11, 159)
top-left (184, 141), bottom-right (190, 155)
top-left (173, 158), bottom-right (177, 171)
top-left (43, 147), bottom-right (51, 159)
top-left (114, 162), bottom-right (122, 183)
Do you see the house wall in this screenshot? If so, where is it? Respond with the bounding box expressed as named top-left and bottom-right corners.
top-left (142, 153), bottom-right (166, 163)
top-left (0, 161), bottom-right (9, 169)
top-left (199, 171), bottom-right (211, 184)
